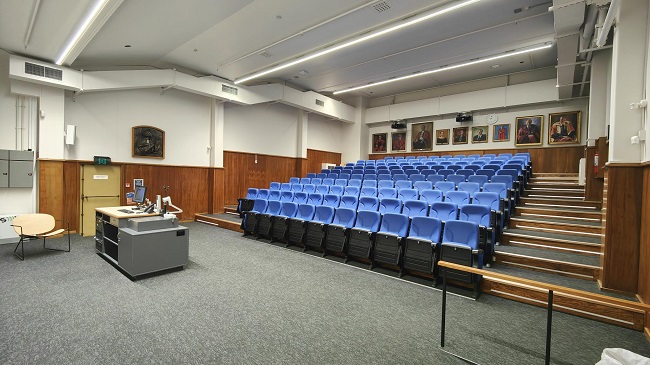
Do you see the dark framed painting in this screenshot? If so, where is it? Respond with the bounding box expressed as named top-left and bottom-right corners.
top-left (471, 126), bottom-right (488, 143)
top-left (515, 116), bottom-right (543, 146)
top-left (493, 124), bottom-right (510, 142)
top-left (132, 125), bottom-right (165, 158)
top-left (411, 122), bottom-right (433, 151)
top-left (452, 127), bottom-right (469, 145)
top-left (391, 132), bottom-right (406, 152)
top-left (435, 129), bottom-right (450, 145)
top-left (549, 111), bottom-right (581, 144)
top-left (372, 133), bottom-right (388, 153)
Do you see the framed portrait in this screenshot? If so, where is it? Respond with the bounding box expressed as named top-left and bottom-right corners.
top-left (515, 116), bottom-right (543, 146)
top-left (411, 122), bottom-right (433, 151)
top-left (548, 111), bottom-right (581, 144)
top-left (132, 125), bottom-right (165, 158)
top-left (391, 132), bottom-right (406, 152)
top-left (452, 127), bottom-right (469, 145)
top-left (372, 133), bottom-right (388, 153)
top-left (471, 126), bottom-right (488, 144)
top-left (435, 129), bottom-right (450, 145)
top-left (492, 124), bottom-right (510, 142)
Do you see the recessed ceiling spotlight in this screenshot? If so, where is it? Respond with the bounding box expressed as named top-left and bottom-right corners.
top-left (491, 64), bottom-right (500, 69)
top-left (124, 45), bottom-right (131, 48)
top-left (298, 70), bottom-right (309, 75)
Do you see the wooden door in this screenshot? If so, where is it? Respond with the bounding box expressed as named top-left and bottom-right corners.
top-left (80, 165), bottom-right (121, 236)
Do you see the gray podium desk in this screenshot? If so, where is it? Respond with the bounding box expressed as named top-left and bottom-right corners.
top-left (95, 207), bottom-right (189, 279)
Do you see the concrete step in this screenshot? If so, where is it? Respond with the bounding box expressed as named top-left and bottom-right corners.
top-left (514, 206), bottom-right (602, 221)
top-left (519, 197), bottom-right (601, 210)
top-left (501, 227), bottom-right (602, 255)
top-left (510, 216), bottom-right (602, 237)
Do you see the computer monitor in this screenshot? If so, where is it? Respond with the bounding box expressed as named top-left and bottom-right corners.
top-left (133, 186), bottom-right (147, 204)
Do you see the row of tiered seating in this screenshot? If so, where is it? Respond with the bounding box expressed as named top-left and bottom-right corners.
top-left (237, 152), bottom-right (531, 283)
top-left (241, 202), bottom-right (483, 284)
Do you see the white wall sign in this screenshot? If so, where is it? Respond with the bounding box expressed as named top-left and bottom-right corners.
top-left (93, 175), bottom-right (109, 180)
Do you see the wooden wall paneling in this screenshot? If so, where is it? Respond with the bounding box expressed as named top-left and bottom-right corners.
top-left (62, 161), bottom-right (80, 232)
top-left (212, 168), bottom-right (225, 214)
top-left (601, 165), bottom-right (643, 294)
top-left (306, 149), bottom-right (342, 175)
top-left (38, 160), bottom-right (65, 230)
top-left (638, 165), bottom-right (650, 305)
top-left (596, 137), bottom-right (608, 178)
top-left (296, 158), bottom-right (308, 179)
top-left (584, 146), bottom-right (604, 202)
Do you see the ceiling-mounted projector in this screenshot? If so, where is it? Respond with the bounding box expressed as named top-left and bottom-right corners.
top-left (391, 120), bottom-right (406, 129)
top-left (456, 112), bottom-right (473, 122)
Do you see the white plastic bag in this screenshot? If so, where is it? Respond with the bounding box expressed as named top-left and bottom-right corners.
top-left (596, 348), bottom-right (650, 365)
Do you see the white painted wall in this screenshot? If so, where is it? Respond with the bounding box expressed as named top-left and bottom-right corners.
top-left (64, 88), bottom-right (212, 166)
top-left (224, 102), bottom-right (299, 157)
top-left (307, 113), bottom-right (342, 153)
top-left (368, 99), bottom-right (589, 154)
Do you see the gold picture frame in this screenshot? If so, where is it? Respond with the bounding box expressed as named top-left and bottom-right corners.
top-left (132, 125), bottom-right (165, 159)
top-left (548, 111), bottom-right (581, 144)
top-left (515, 116), bottom-right (543, 146)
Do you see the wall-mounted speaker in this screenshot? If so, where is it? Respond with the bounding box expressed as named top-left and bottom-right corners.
top-left (65, 125), bottom-right (76, 145)
top-left (456, 112), bottom-right (473, 122)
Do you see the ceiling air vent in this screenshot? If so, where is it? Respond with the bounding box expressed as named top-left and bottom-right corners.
top-left (373, 2), bottom-right (391, 12)
top-left (259, 51), bottom-right (273, 58)
top-left (222, 84), bottom-right (238, 96)
top-left (25, 62), bottom-right (62, 81)
top-left (315, 99), bottom-right (325, 107)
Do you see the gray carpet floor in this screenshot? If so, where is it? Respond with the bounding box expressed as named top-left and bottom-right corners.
top-left (1, 223), bottom-right (649, 365)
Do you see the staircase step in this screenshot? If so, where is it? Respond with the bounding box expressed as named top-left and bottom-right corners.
top-left (531, 173), bottom-right (579, 178)
top-left (527, 181), bottom-right (582, 188)
top-left (224, 206), bottom-right (239, 215)
top-left (515, 206), bottom-right (601, 221)
top-left (495, 245), bottom-right (600, 280)
top-left (529, 177), bottom-right (579, 182)
top-left (195, 213), bottom-right (243, 233)
top-left (524, 189), bottom-right (585, 198)
top-left (501, 228), bottom-right (601, 255)
top-left (519, 197), bottom-right (601, 209)
top-left (510, 217), bottom-right (602, 237)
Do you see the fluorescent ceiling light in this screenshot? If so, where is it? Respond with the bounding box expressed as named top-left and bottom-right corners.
top-left (333, 43), bottom-right (554, 94)
top-left (234, 0), bottom-right (481, 84)
top-left (55, 0), bottom-right (110, 65)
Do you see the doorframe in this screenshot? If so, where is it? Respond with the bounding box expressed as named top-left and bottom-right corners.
top-left (79, 164), bottom-right (122, 236)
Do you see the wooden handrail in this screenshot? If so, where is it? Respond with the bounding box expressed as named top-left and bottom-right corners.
top-left (438, 261), bottom-right (650, 312)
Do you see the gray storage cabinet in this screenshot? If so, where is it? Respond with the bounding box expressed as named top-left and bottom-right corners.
top-left (1, 150), bottom-right (34, 188)
top-left (0, 150), bottom-right (8, 188)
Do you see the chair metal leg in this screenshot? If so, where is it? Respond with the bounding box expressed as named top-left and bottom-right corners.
top-left (13, 237), bottom-right (25, 261)
top-left (43, 225), bottom-right (71, 253)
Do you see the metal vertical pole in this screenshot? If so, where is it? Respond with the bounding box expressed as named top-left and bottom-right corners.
top-left (441, 267), bottom-right (447, 348)
top-left (545, 290), bottom-right (553, 365)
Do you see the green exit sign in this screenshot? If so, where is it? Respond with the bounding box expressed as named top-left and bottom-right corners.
top-left (93, 156), bottom-right (112, 165)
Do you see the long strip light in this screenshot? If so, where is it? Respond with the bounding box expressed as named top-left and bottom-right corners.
top-left (234, 0), bottom-right (481, 84)
top-left (332, 43), bottom-right (554, 94)
top-left (55, 0), bottom-right (110, 65)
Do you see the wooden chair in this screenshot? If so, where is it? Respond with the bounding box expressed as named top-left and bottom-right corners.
top-left (11, 214), bottom-right (70, 260)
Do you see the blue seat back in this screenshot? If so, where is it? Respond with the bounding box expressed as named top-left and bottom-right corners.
top-left (456, 169), bottom-right (475, 179)
top-left (459, 204), bottom-right (491, 227)
top-left (419, 189), bottom-right (443, 205)
top-left (438, 169), bottom-right (454, 178)
top-left (280, 191), bottom-right (294, 202)
top-left (414, 181), bottom-right (433, 193)
top-left (266, 200), bottom-right (282, 215)
top-left (483, 164), bottom-right (501, 172)
top-left (476, 169), bottom-right (495, 180)
top-left (323, 194), bottom-right (340, 208)
top-left (483, 183), bottom-right (508, 200)
top-left (379, 198), bottom-right (402, 214)
top-left (358, 196), bottom-right (380, 211)
top-left (354, 210), bottom-right (382, 231)
top-left (378, 180), bottom-right (394, 188)
top-left (300, 178), bottom-right (310, 184)
top-left (398, 188), bottom-right (419, 201)
top-left (351, 174), bottom-right (363, 181)
top-left (312, 205), bottom-right (335, 224)
top-left (315, 185), bottom-right (330, 194)
top-left (377, 174), bottom-right (392, 181)
top-left (497, 169), bottom-right (519, 182)
top-left (317, 173), bottom-right (327, 179)
top-left (291, 184), bottom-right (302, 192)
top-left (447, 174), bottom-right (466, 187)
top-left (329, 185), bottom-right (344, 195)
top-left (362, 179), bottom-right (377, 188)
top-left (443, 220), bottom-right (479, 250)
top-left (251, 199), bottom-right (268, 213)
top-left (378, 213), bottom-right (409, 237)
top-left (307, 193), bottom-right (323, 205)
top-left (426, 174), bottom-right (444, 184)
top-left (434, 181), bottom-right (455, 195)
top-left (279, 202), bottom-right (299, 218)
top-left (378, 188), bottom-right (398, 199)
top-left (458, 182), bottom-right (480, 197)
top-left (244, 188), bottom-right (258, 199)
top-left (269, 182), bottom-right (281, 190)
top-left (322, 178), bottom-right (334, 186)
top-left (467, 175), bottom-right (488, 188)
top-left (472, 192), bottom-right (500, 211)
top-left (339, 173), bottom-right (351, 180)
top-left (447, 165), bottom-right (462, 172)
top-left (393, 174), bottom-right (408, 181)
top-left (335, 179), bottom-right (347, 186)
top-left (332, 207), bottom-right (357, 228)
top-left (302, 184), bottom-right (316, 194)
top-left (408, 217), bottom-right (442, 243)
top-left (348, 179), bottom-right (362, 187)
top-left (289, 177), bottom-right (300, 184)
top-left (490, 175), bottom-right (513, 189)
top-left (429, 202), bottom-right (458, 221)
top-left (344, 186), bottom-right (360, 196)
top-left (257, 189), bottom-right (270, 200)
top-left (328, 173), bottom-right (339, 180)
top-left (445, 191), bottom-right (470, 206)
top-left (465, 165), bottom-right (481, 172)
top-left (268, 190), bottom-right (281, 201)
top-left (403, 200), bottom-right (429, 218)
top-left (293, 192), bottom-right (308, 204)
top-left (360, 187), bottom-right (378, 197)
top-left (281, 183), bottom-right (291, 191)
top-left (410, 174), bottom-right (425, 182)
top-left (395, 180), bottom-right (413, 190)
top-left (311, 178), bottom-right (322, 185)
top-left (339, 195), bottom-right (359, 210)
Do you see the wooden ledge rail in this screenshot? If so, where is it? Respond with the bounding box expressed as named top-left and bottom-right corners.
top-left (438, 261), bottom-right (650, 313)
